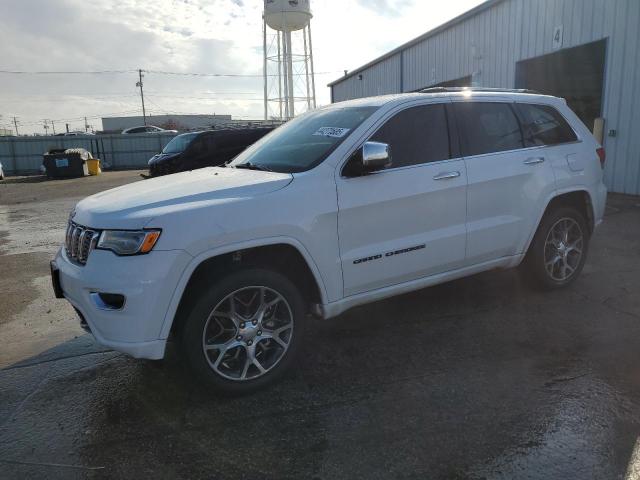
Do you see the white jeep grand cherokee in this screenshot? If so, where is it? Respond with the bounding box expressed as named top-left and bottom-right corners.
top-left (51, 90), bottom-right (607, 394)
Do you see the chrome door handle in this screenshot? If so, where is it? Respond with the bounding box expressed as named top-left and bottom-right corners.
top-left (433, 171), bottom-right (461, 180)
top-left (524, 157), bottom-right (545, 165)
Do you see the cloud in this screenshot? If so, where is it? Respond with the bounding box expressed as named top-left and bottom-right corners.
top-left (0, 0), bottom-right (259, 131)
top-left (355, 0), bottom-right (415, 17)
top-left (0, 0), bottom-right (485, 133)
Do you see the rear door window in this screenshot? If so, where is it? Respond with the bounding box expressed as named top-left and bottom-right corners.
top-left (369, 104), bottom-right (450, 168)
top-left (454, 102), bottom-right (523, 156)
top-left (514, 103), bottom-right (578, 147)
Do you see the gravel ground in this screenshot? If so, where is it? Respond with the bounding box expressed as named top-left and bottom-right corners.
top-left (1, 171), bottom-right (640, 479)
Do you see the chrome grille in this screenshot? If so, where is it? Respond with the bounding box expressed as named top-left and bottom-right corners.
top-left (65, 221), bottom-right (100, 265)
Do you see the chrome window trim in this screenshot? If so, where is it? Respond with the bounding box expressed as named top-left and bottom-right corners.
top-left (342, 155), bottom-right (465, 178)
top-left (460, 140), bottom-right (584, 161)
top-left (338, 98), bottom-right (454, 178)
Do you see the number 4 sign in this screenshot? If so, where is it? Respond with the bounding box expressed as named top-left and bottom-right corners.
top-left (552, 25), bottom-right (563, 50)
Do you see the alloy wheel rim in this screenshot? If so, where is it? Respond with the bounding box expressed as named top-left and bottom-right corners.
top-left (202, 286), bottom-right (294, 381)
top-left (543, 217), bottom-right (584, 282)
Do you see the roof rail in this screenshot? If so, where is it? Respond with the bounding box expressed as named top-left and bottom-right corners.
top-left (419, 87), bottom-right (540, 94)
top-left (180, 120), bottom-right (286, 133)
top-left (208, 121), bottom-right (285, 131)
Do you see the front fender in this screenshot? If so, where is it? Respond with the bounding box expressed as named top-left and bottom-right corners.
top-left (157, 236), bottom-right (329, 339)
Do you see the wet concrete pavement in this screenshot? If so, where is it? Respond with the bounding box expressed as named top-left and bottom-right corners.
top-left (1, 172), bottom-right (640, 479)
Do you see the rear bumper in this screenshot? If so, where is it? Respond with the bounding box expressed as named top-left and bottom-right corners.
top-left (594, 181), bottom-right (608, 227)
top-left (52, 246), bottom-right (192, 360)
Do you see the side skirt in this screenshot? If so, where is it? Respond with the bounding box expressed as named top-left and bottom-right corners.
top-left (320, 254), bottom-right (524, 319)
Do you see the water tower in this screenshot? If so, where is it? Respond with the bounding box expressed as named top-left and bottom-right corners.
top-left (263, 0), bottom-right (316, 120)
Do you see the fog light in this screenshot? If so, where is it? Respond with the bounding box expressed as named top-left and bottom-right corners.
top-left (91, 292), bottom-right (126, 311)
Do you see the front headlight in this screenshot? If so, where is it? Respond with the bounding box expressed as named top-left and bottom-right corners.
top-left (96, 229), bottom-right (161, 256)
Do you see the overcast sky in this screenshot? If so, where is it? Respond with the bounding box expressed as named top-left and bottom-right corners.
top-left (0, 0), bottom-right (484, 134)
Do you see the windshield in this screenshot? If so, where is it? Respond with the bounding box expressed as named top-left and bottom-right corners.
top-left (162, 132), bottom-right (199, 154)
top-left (228, 106), bottom-right (379, 173)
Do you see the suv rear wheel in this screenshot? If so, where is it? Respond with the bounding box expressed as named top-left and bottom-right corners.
top-left (522, 206), bottom-right (590, 289)
top-left (180, 268), bottom-right (306, 395)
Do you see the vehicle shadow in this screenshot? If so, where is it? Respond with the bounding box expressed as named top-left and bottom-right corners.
top-left (1, 266), bottom-right (638, 479)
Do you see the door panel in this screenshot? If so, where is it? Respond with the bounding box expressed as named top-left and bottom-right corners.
top-left (337, 162), bottom-right (468, 296)
top-left (464, 150), bottom-right (556, 263)
top-left (454, 101), bottom-right (557, 264)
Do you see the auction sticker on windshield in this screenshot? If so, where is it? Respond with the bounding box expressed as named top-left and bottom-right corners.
top-left (313, 127), bottom-right (351, 138)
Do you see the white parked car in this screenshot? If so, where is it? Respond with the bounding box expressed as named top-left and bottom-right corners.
top-left (122, 125), bottom-right (178, 134)
top-left (51, 89), bottom-right (607, 394)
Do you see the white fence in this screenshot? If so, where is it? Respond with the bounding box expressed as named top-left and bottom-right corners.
top-left (0, 133), bottom-right (177, 175)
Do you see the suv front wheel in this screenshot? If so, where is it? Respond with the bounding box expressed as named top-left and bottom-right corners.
top-left (180, 268), bottom-right (306, 395)
top-left (522, 206), bottom-right (590, 289)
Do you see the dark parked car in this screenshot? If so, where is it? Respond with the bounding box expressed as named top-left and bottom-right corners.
top-left (147, 127), bottom-right (276, 177)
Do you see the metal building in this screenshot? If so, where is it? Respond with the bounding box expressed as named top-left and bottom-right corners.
top-left (328, 0), bottom-right (640, 195)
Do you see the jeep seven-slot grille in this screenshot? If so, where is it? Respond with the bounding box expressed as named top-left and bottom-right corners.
top-left (65, 221), bottom-right (100, 265)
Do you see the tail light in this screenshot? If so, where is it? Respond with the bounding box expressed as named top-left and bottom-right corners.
top-left (596, 147), bottom-right (606, 169)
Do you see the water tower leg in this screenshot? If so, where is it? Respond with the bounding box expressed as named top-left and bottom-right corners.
top-left (303, 26), bottom-right (311, 110)
top-left (277, 31), bottom-right (283, 120)
top-left (263, 17), bottom-right (268, 121)
top-left (282, 30), bottom-right (290, 119)
top-left (285, 30), bottom-right (295, 118)
top-left (308, 22), bottom-right (317, 108)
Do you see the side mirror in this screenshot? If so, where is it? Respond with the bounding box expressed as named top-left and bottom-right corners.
top-left (362, 141), bottom-right (392, 172)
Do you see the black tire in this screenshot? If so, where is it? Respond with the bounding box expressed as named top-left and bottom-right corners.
top-left (180, 268), bottom-right (307, 395)
top-left (521, 206), bottom-right (590, 290)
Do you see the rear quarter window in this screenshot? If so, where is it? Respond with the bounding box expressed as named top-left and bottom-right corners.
top-left (454, 102), bottom-right (523, 156)
top-left (515, 103), bottom-right (578, 147)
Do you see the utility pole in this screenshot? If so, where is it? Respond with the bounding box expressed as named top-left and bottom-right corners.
top-left (43, 120), bottom-right (50, 135)
top-left (13, 116), bottom-right (19, 136)
top-left (137, 69), bottom-right (147, 125)
top-left (66, 123), bottom-right (69, 134)
top-left (84, 117), bottom-right (89, 133)
top-left (51, 120), bottom-right (56, 135)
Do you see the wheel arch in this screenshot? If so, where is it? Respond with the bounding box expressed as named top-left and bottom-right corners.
top-left (160, 238), bottom-right (328, 340)
top-left (523, 188), bottom-right (595, 256)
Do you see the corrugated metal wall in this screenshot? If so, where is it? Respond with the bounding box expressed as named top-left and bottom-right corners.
top-left (330, 0), bottom-right (640, 195)
top-left (332, 54), bottom-right (402, 104)
top-left (0, 133), bottom-right (176, 175)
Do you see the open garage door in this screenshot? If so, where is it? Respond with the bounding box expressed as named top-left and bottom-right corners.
top-left (515, 39), bottom-right (606, 133)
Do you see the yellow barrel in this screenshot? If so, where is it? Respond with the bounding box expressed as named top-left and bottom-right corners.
top-left (87, 159), bottom-right (101, 175)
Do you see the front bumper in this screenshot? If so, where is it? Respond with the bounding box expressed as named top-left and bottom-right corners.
top-left (52, 246), bottom-right (192, 359)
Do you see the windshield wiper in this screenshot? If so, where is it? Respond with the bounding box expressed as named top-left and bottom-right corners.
top-left (233, 162), bottom-right (273, 172)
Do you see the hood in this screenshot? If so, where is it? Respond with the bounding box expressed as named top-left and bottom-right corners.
top-left (73, 167), bottom-right (293, 229)
top-left (148, 152), bottom-right (181, 166)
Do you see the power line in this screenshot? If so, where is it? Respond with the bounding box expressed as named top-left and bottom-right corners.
top-left (17, 109), bottom-right (143, 126)
top-left (0, 68), bottom-right (342, 77)
top-left (146, 94), bottom-right (264, 101)
top-left (146, 69), bottom-right (340, 77)
top-left (0, 69), bottom-right (137, 75)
